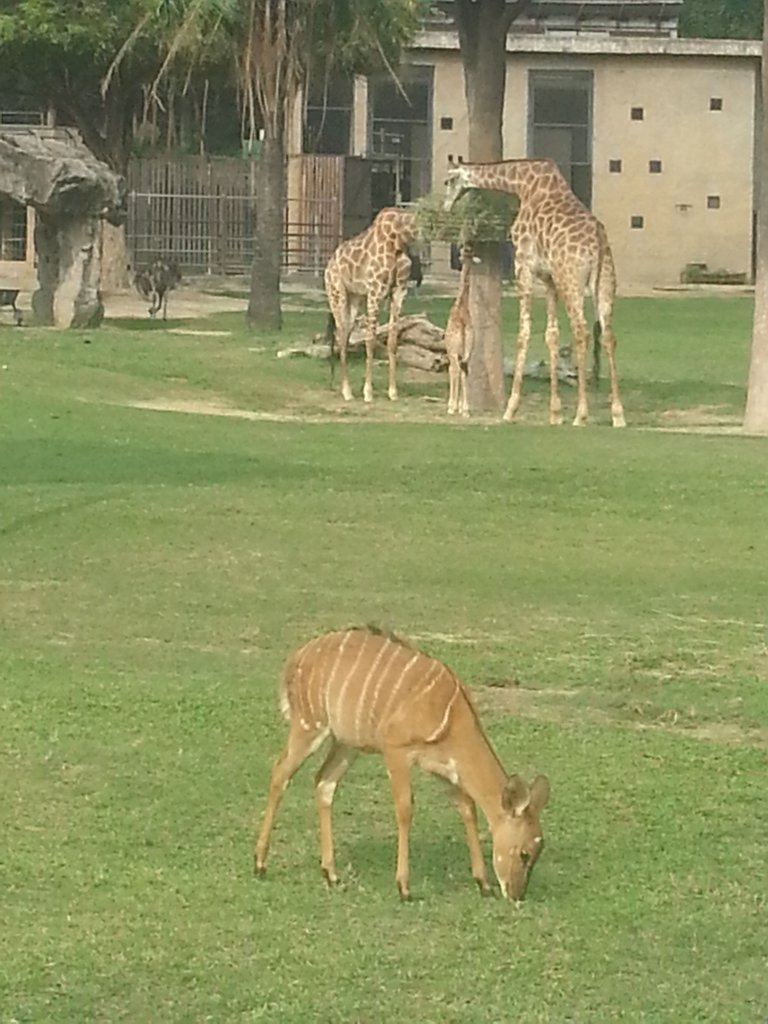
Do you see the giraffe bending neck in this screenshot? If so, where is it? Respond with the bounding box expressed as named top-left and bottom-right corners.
top-left (324, 208), bottom-right (418, 403)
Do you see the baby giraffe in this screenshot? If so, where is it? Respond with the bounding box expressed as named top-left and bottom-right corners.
top-left (444, 243), bottom-right (477, 417)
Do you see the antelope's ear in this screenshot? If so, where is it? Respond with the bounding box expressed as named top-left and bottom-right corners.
top-left (502, 775), bottom-right (530, 816)
top-left (529, 774), bottom-right (550, 813)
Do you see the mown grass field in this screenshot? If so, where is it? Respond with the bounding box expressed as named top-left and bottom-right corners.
top-left (1, 287), bottom-right (766, 1022)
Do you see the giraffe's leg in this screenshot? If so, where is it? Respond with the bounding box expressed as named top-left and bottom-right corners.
top-left (362, 295), bottom-right (381, 403)
top-left (460, 320), bottom-right (473, 417)
top-left (503, 264), bottom-right (534, 423)
top-left (459, 366), bottom-right (470, 417)
top-left (447, 353), bottom-right (459, 414)
top-left (544, 282), bottom-right (563, 426)
top-left (564, 292), bottom-right (590, 426)
top-left (600, 321), bottom-right (626, 428)
top-left (254, 719), bottom-right (328, 875)
top-left (386, 276), bottom-right (408, 401)
top-left (315, 740), bottom-right (358, 886)
top-left (327, 283), bottom-right (355, 401)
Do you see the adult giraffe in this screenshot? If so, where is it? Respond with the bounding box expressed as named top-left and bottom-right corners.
top-left (324, 207), bottom-right (417, 403)
top-left (444, 159), bottom-right (626, 428)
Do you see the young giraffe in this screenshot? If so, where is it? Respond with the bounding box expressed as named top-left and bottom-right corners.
top-left (444, 243), bottom-right (477, 417)
top-left (324, 208), bottom-right (417, 403)
top-left (443, 158), bottom-right (626, 428)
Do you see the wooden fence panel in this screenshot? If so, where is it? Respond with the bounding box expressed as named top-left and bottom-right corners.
top-left (126, 155), bottom-right (346, 276)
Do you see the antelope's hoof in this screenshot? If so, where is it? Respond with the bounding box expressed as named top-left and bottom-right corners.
top-left (397, 883), bottom-right (411, 902)
top-left (476, 880), bottom-right (493, 897)
top-left (322, 867), bottom-right (340, 888)
top-left (254, 860), bottom-right (267, 877)
top-left (502, 410), bottom-right (516, 424)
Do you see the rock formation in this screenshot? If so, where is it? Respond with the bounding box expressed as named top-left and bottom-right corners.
top-left (0, 128), bottom-right (125, 328)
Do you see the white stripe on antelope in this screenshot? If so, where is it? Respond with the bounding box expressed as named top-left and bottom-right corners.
top-left (254, 628), bottom-right (550, 901)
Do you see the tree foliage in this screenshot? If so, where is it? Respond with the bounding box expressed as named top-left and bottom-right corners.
top-left (0, 0), bottom-right (170, 170)
top-left (678, 0), bottom-right (762, 39)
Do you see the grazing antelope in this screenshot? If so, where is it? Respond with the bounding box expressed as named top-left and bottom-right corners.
top-left (444, 244), bottom-right (477, 417)
top-left (255, 628), bottom-right (550, 901)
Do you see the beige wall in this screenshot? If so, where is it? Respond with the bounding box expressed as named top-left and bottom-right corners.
top-left (413, 47), bottom-right (757, 289)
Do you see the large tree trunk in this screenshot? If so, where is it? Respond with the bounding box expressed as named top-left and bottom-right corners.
top-left (248, 134), bottom-right (284, 331)
top-left (456, 0), bottom-right (516, 414)
top-left (100, 221), bottom-right (132, 292)
top-left (744, 0), bottom-right (768, 433)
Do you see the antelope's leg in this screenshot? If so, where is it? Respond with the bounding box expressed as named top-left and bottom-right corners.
top-left (503, 264), bottom-right (534, 422)
top-left (254, 721), bottom-right (326, 875)
top-left (384, 749), bottom-right (414, 900)
top-left (544, 282), bottom-right (563, 426)
top-left (449, 784), bottom-right (491, 895)
top-left (315, 740), bottom-right (357, 885)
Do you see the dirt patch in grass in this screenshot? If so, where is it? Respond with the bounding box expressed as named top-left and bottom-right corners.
top-left (127, 397), bottom-right (310, 422)
top-left (476, 684), bottom-right (768, 749)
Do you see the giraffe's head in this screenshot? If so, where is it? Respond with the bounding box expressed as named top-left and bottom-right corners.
top-left (443, 163), bottom-right (474, 211)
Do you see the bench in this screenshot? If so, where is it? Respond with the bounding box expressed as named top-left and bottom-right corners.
top-left (0, 288), bottom-right (23, 325)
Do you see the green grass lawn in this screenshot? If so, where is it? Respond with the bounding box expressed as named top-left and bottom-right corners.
top-left (1, 290), bottom-right (766, 1022)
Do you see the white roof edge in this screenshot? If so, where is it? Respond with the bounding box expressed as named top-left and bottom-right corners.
top-left (413, 29), bottom-right (762, 59)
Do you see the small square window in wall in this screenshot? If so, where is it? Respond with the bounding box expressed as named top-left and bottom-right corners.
top-left (440, 116), bottom-right (454, 130)
top-left (631, 107), bottom-right (644, 121)
top-left (707, 195), bottom-right (721, 209)
top-left (631, 215), bottom-right (644, 229)
top-left (649, 160), bottom-right (662, 173)
top-left (609, 159), bottom-right (622, 173)
top-left (710, 97), bottom-right (723, 111)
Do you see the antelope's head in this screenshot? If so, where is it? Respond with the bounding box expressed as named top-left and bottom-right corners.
top-left (492, 774), bottom-right (550, 901)
top-left (443, 161), bottom-right (473, 211)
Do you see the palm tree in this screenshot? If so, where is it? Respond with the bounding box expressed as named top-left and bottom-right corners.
top-left (133, 0), bottom-right (425, 330)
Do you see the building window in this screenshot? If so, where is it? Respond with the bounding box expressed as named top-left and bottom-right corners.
top-left (440, 116), bottom-right (453, 130)
top-left (710, 97), bottom-right (723, 111)
top-left (707, 195), bottom-right (721, 209)
top-left (609, 159), bottom-right (622, 173)
top-left (631, 215), bottom-right (644, 229)
top-left (0, 197), bottom-right (27, 261)
top-left (649, 160), bottom-right (662, 173)
top-left (369, 65), bottom-right (433, 209)
top-left (529, 69), bottom-right (593, 207)
top-left (631, 107), bottom-right (644, 121)
top-left (303, 73), bottom-right (353, 155)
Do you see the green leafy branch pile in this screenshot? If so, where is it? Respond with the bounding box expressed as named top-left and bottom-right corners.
top-left (414, 189), bottom-right (518, 244)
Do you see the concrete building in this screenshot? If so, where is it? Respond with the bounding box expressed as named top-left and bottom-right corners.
top-left (312, 1), bottom-right (761, 289)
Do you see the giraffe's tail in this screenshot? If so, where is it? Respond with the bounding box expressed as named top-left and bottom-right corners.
top-left (590, 228), bottom-right (616, 389)
top-left (325, 312), bottom-right (336, 387)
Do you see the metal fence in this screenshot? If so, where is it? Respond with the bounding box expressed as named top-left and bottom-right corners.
top-left (126, 154), bottom-right (346, 276)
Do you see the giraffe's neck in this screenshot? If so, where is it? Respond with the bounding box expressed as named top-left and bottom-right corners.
top-left (456, 255), bottom-right (472, 306)
top-left (463, 160), bottom-right (569, 205)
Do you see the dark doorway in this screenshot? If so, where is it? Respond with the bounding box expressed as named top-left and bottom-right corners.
top-left (529, 70), bottom-right (593, 207)
top-left (368, 65), bottom-right (433, 212)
